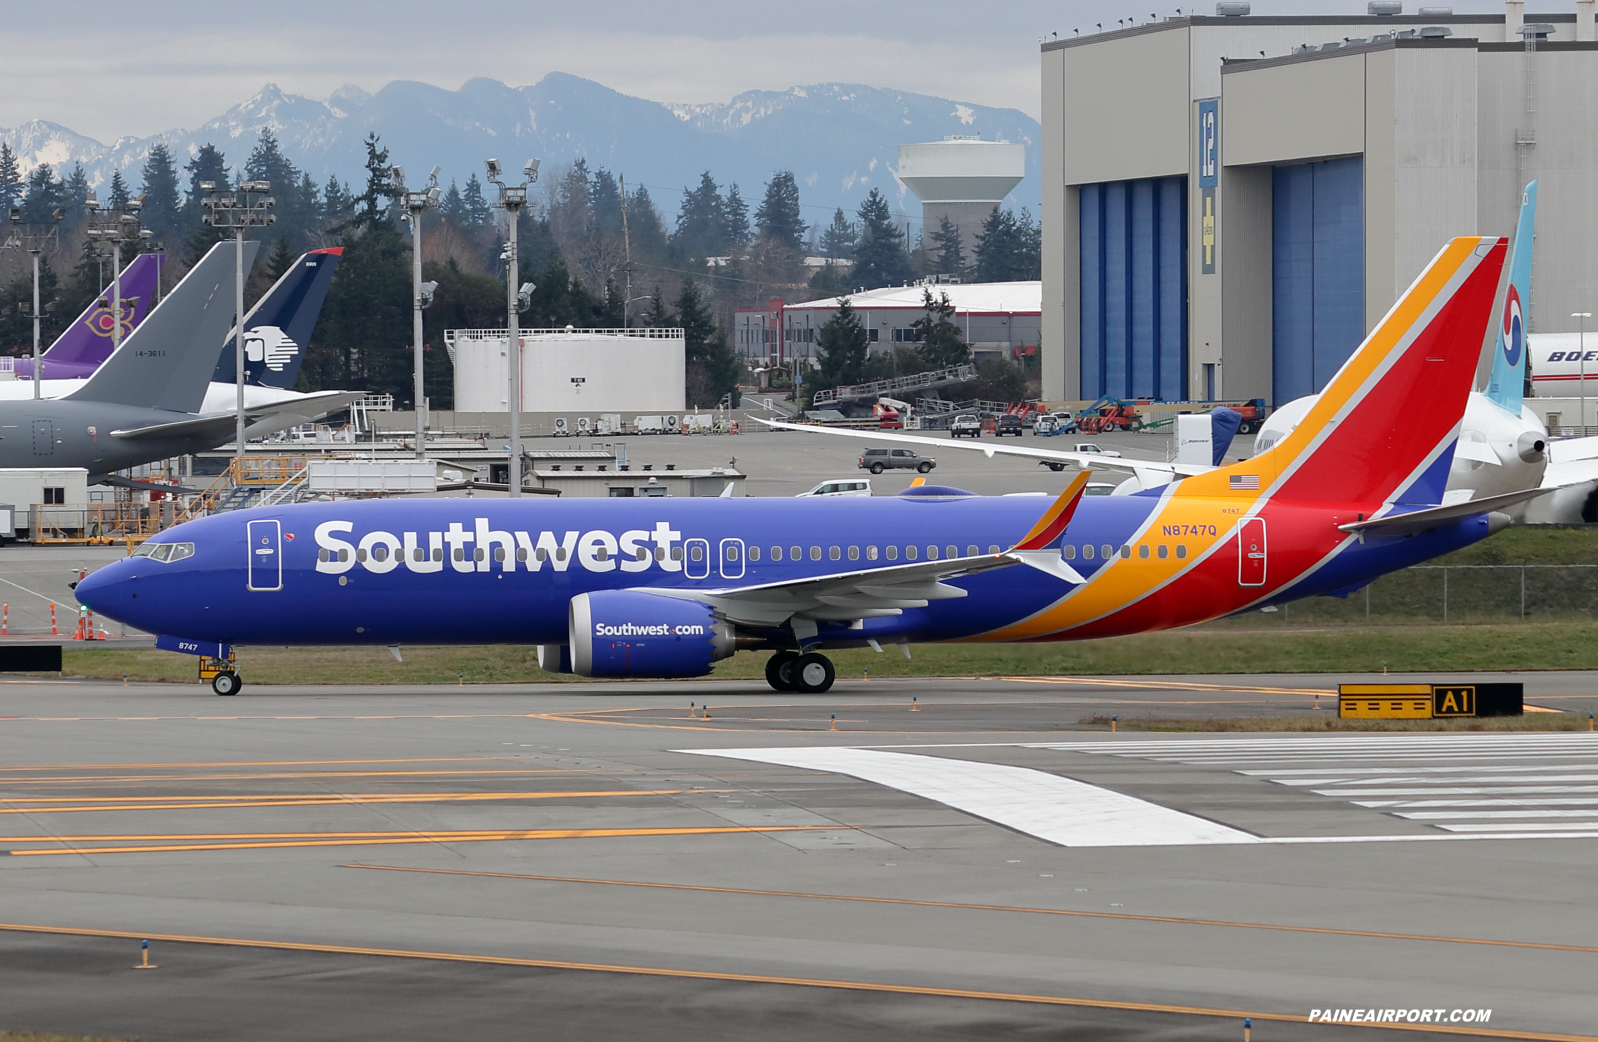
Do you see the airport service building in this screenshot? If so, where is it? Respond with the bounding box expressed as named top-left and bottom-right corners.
top-left (1039, 5), bottom-right (1598, 407)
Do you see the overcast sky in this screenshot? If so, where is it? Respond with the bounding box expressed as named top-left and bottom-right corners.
top-left (9, 0), bottom-right (1513, 141)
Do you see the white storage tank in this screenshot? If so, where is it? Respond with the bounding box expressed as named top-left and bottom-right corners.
top-left (446, 328), bottom-right (686, 413)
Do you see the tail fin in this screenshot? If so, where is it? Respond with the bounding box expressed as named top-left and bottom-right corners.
top-left (1187, 236), bottom-right (1507, 509)
top-left (64, 240), bottom-right (260, 413)
top-left (29, 253), bottom-right (164, 375)
top-left (1485, 180), bottom-right (1536, 414)
top-left (212, 246), bottom-right (342, 389)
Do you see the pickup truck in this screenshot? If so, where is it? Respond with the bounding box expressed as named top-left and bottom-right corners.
top-left (1037, 443), bottom-right (1126, 472)
top-left (995, 414), bottom-right (1025, 437)
top-left (950, 415), bottom-right (982, 438)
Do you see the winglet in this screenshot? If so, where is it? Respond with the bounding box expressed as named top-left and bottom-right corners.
top-left (908, 476), bottom-right (927, 487)
top-left (1011, 472), bottom-right (1092, 551)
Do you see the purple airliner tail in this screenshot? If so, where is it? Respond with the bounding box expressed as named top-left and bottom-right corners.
top-left (12, 253), bottom-right (164, 380)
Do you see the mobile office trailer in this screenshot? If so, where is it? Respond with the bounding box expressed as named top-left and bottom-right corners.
top-left (0, 469), bottom-right (91, 541)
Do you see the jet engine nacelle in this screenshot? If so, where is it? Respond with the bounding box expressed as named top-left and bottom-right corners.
top-left (568, 590), bottom-right (736, 678)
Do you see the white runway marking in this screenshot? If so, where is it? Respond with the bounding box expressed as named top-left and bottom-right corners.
top-left (1040, 733), bottom-right (1598, 839)
top-left (679, 747), bottom-right (1259, 847)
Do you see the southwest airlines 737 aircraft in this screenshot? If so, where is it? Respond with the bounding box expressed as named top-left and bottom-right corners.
top-left (80, 236), bottom-right (1520, 696)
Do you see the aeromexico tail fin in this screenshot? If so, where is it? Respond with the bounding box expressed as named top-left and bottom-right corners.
top-left (64, 241), bottom-right (260, 412)
top-left (1486, 180), bottom-right (1536, 414)
top-left (30, 253), bottom-right (164, 373)
top-left (1012, 471), bottom-right (1092, 551)
top-left (1191, 236), bottom-right (1507, 510)
top-left (212, 246), bottom-right (342, 388)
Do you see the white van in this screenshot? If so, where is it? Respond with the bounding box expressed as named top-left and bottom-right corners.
top-left (796, 479), bottom-right (872, 498)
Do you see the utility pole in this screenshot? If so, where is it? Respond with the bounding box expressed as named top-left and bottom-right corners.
top-left (619, 174), bottom-right (633, 326)
top-left (394, 165), bottom-right (442, 460)
top-left (485, 158), bottom-right (540, 498)
top-left (201, 180), bottom-right (275, 465)
top-left (3, 205), bottom-right (64, 399)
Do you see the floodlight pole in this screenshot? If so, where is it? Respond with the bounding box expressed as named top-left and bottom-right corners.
top-left (6, 208), bottom-right (64, 399)
top-left (201, 181), bottom-right (275, 465)
top-left (396, 167), bottom-right (442, 460)
top-left (486, 158), bottom-right (539, 498)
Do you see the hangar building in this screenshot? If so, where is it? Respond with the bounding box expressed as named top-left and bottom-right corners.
top-left (1039, 4), bottom-right (1598, 406)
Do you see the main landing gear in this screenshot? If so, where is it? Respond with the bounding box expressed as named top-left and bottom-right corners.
top-left (765, 651), bottom-right (835, 694)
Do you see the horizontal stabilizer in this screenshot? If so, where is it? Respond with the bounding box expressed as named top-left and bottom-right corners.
top-left (1338, 485), bottom-right (1556, 536)
top-left (110, 391), bottom-right (362, 442)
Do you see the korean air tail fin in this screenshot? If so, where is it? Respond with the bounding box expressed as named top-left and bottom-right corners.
top-left (1485, 180), bottom-right (1536, 414)
top-left (29, 253), bottom-right (164, 375)
top-left (64, 240), bottom-right (260, 412)
top-left (1187, 236), bottom-right (1507, 510)
top-left (213, 246), bottom-right (342, 389)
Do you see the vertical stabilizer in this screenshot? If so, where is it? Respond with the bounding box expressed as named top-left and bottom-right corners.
top-left (1486, 180), bottom-right (1536, 414)
top-left (25, 253), bottom-right (164, 376)
top-left (212, 246), bottom-right (343, 389)
top-left (64, 241), bottom-right (260, 413)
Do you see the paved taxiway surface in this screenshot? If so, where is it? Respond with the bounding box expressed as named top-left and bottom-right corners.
top-left (1, 673), bottom-right (1595, 1040)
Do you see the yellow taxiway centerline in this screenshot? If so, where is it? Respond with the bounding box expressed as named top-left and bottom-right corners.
top-left (0, 789), bottom-right (715, 814)
top-left (1, 825), bottom-right (842, 857)
top-left (344, 863), bottom-right (1598, 957)
top-left (0, 921), bottom-right (1582, 1041)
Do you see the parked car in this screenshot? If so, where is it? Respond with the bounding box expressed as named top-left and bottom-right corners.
top-left (1034, 412), bottom-right (1075, 436)
top-left (950, 415), bottom-right (982, 438)
top-left (796, 479), bottom-right (872, 497)
top-left (859, 448), bottom-right (936, 474)
top-left (996, 414), bottom-right (1025, 437)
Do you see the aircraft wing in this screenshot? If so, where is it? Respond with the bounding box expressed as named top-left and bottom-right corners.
top-left (109, 391), bottom-right (364, 441)
top-left (638, 476), bottom-right (1092, 629)
top-left (754, 417), bottom-right (1212, 478)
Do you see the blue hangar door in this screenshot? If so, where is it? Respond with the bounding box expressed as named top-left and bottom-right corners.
top-left (1079, 176), bottom-right (1188, 401)
top-left (1271, 156), bottom-right (1365, 406)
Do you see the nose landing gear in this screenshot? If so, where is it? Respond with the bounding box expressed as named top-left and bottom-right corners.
top-left (764, 651), bottom-right (835, 693)
top-left (211, 671), bottom-right (242, 696)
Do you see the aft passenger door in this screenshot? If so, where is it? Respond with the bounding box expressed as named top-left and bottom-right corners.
top-left (1237, 517), bottom-right (1266, 587)
top-left (684, 537), bottom-right (710, 580)
top-left (247, 519), bottom-right (283, 592)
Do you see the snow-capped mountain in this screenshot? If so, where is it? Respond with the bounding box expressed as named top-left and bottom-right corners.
top-left (0, 75), bottom-right (1041, 226)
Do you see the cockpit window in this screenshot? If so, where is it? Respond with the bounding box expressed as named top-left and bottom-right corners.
top-left (131, 541), bottom-right (194, 562)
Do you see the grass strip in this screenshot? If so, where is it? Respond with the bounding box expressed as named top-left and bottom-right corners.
top-left (1080, 714), bottom-right (1589, 732)
top-left (40, 619), bottom-right (1598, 686)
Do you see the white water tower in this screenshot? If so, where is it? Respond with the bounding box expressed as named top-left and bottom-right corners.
top-left (897, 138), bottom-right (1025, 263)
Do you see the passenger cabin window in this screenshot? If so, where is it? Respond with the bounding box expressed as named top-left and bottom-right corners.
top-left (905, 546), bottom-right (918, 561)
top-left (1139, 545), bottom-right (1150, 559)
top-left (1100, 544), bottom-right (1113, 559)
top-left (848, 546), bottom-right (859, 560)
top-left (926, 546), bottom-right (938, 560)
top-left (809, 546), bottom-right (821, 561)
top-left (1119, 546), bottom-right (1132, 559)
top-left (690, 545), bottom-right (703, 562)
top-left (1158, 545), bottom-right (1169, 559)
top-left (1063, 545), bottom-right (1077, 560)
top-left (886, 546), bottom-right (898, 561)
top-left (1082, 545), bottom-right (1095, 560)
top-left (1176, 545), bottom-right (1188, 559)
top-left (866, 546), bottom-right (878, 561)
top-left (829, 546), bottom-right (840, 561)
top-left (790, 546), bottom-right (802, 561)
top-left (966, 545), bottom-right (978, 557)
top-left (946, 545), bottom-right (958, 560)
top-left (749, 546), bottom-right (761, 562)
top-left (987, 545), bottom-right (1000, 555)
top-left (725, 545), bottom-right (740, 561)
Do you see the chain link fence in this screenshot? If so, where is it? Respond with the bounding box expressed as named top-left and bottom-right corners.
top-left (1212, 565), bottom-right (1598, 626)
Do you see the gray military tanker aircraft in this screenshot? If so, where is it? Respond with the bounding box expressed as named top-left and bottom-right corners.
top-left (0, 240), bottom-right (358, 483)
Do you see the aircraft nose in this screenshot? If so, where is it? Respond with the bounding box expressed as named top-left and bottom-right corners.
top-left (74, 561), bottom-right (123, 616)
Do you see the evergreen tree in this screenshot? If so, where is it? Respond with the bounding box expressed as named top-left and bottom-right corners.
top-left (461, 173), bottom-right (490, 229)
top-left (673, 172), bottom-right (726, 258)
top-left (439, 179), bottom-right (466, 224)
top-left (267, 233), bottom-right (296, 280)
top-left (676, 278), bottom-right (740, 406)
top-left (626, 185), bottom-right (668, 261)
top-left (589, 168), bottom-right (625, 237)
top-left (642, 286), bottom-right (671, 329)
top-left (302, 218), bottom-right (409, 394)
top-left (819, 208), bottom-right (856, 260)
top-left (755, 171), bottom-right (804, 253)
top-left (814, 299), bottom-right (870, 391)
top-left (137, 143), bottom-right (182, 240)
top-left (182, 144), bottom-right (229, 228)
top-left (107, 169), bottom-right (131, 211)
top-left (973, 206), bottom-right (1041, 282)
top-left (910, 290), bottom-right (969, 369)
top-left (0, 145), bottom-right (21, 212)
top-left (19, 164), bottom-right (66, 223)
top-left (853, 188), bottom-right (909, 290)
top-left (723, 183), bottom-right (749, 250)
top-left (62, 164), bottom-right (90, 222)
top-left (321, 174), bottom-right (351, 222)
top-left (929, 215), bottom-right (965, 275)
top-left (355, 133), bottom-right (395, 227)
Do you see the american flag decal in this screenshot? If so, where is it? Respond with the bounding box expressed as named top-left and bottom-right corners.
top-left (1230, 474), bottom-right (1260, 490)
